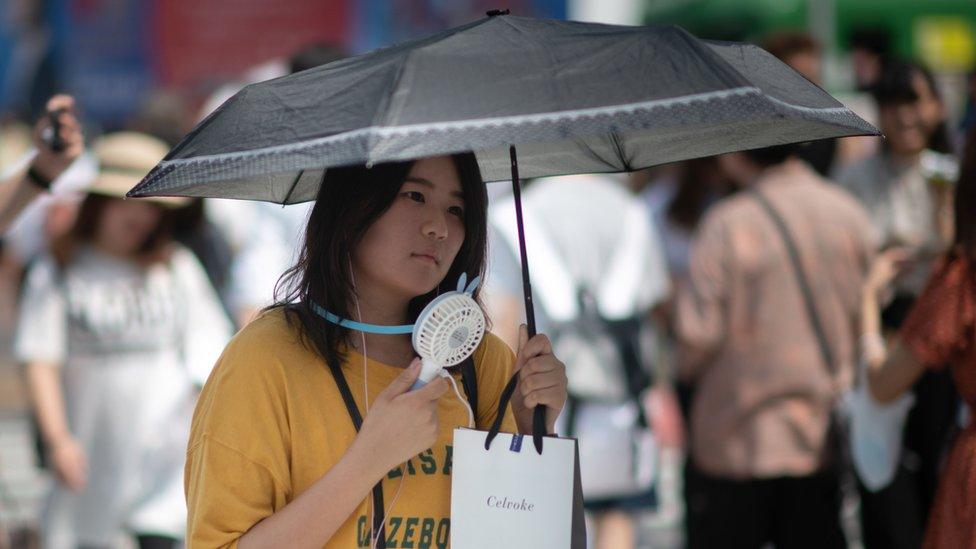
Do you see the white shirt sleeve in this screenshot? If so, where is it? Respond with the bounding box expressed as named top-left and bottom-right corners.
top-left (636, 201), bottom-right (672, 309)
top-left (172, 247), bottom-right (235, 386)
top-left (14, 255), bottom-right (67, 365)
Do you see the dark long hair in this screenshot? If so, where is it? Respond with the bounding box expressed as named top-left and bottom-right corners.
top-left (666, 157), bottom-right (731, 231)
top-left (272, 153), bottom-right (489, 369)
top-left (953, 126), bottom-right (976, 260)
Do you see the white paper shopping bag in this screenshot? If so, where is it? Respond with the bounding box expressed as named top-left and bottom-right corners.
top-left (451, 428), bottom-right (585, 548)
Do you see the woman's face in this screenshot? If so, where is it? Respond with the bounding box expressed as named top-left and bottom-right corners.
top-left (879, 73), bottom-right (941, 157)
top-left (352, 156), bottom-right (467, 301)
top-left (94, 197), bottom-right (163, 256)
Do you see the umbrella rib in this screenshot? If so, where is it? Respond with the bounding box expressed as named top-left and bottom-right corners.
top-left (281, 169), bottom-right (304, 205)
top-left (609, 130), bottom-right (631, 172)
top-left (367, 51), bottom-right (414, 167)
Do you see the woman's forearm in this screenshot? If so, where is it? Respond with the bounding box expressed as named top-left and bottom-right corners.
top-left (0, 174), bottom-right (43, 235)
top-left (238, 437), bottom-right (390, 549)
top-left (25, 362), bottom-right (71, 445)
top-left (867, 341), bottom-right (926, 403)
top-left (861, 290), bottom-right (881, 344)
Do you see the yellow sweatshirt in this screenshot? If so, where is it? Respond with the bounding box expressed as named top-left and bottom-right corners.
top-left (184, 308), bottom-right (517, 548)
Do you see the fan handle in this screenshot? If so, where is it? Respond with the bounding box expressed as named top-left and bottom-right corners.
top-left (410, 357), bottom-right (443, 391)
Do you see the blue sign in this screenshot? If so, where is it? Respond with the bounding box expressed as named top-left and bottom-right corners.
top-left (59, 0), bottom-right (154, 128)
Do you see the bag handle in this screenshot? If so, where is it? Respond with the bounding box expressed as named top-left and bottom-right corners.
top-left (752, 190), bottom-right (836, 374)
top-left (484, 371), bottom-right (529, 449)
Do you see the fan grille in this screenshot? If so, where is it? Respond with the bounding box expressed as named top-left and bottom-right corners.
top-left (414, 293), bottom-right (486, 366)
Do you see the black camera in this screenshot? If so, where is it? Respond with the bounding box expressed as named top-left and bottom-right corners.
top-left (39, 108), bottom-right (67, 153)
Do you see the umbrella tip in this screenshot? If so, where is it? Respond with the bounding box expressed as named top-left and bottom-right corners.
top-left (486, 9), bottom-right (510, 16)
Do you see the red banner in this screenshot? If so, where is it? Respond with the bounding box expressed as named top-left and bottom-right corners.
top-left (153, 0), bottom-right (348, 90)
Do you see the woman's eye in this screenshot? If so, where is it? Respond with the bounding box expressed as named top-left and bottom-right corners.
top-left (402, 191), bottom-right (425, 203)
top-left (448, 206), bottom-right (465, 218)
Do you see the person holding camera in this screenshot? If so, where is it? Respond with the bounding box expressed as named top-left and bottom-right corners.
top-left (0, 94), bottom-right (84, 234)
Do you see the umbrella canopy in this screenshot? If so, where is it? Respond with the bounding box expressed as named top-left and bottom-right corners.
top-left (127, 12), bottom-right (880, 457)
top-left (127, 13), bottom-right (877, 203)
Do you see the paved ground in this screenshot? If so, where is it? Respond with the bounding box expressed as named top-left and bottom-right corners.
top-left (637, 450), bottom-right (685, 548)
top-left (0, 261), bottom-right (51, 547)
top-left (0, 370), bottom-right (50, 545)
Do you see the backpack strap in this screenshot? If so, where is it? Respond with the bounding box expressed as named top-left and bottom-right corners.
top-left (460, 355), bottom-right (478, 425)
top-left (611, 316), bottom-right (651, 428)
top-left (490, 186), bottom-right (660, 322)
top-left (491, 199), bottom-right (578, 322)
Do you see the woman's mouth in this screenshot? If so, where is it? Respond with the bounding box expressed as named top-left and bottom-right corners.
top-left (412, 253), bottom-right (439, 265)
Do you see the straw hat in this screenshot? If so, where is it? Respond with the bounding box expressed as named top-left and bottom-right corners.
top-left (0, 121), bottom-right (32, 174)
top-left (91, 132), bottom-right (189, 207)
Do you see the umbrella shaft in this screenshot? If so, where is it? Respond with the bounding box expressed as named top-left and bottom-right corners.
top-left (510, 145), bottom-right (548, 449)
top-left (509, 145), bottom-right (537, 339)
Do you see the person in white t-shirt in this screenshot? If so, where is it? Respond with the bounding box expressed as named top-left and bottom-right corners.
top-left (485, 174), bottom-right (671, 549)
top-left (15, 132), bottom-right (233, 549)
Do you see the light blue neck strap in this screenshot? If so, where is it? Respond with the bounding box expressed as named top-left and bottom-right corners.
top-left (310, 302), bottom-right (414, 335)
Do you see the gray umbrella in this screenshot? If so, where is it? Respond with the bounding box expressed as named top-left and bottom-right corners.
top-left (127, 11), bottom-right (878, 453)
top-left (127, 13), bottom-right (876, 203)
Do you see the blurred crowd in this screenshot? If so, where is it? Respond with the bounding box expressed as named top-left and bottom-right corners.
top-left (0, 28), bottom-right (974, 549)
top-left (485, 31), bottom-right (976, 549)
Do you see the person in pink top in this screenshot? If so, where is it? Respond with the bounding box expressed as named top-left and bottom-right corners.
top-left (675, 144), bottom-right (874, 549)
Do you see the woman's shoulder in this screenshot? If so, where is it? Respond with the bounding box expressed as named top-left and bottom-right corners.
top-left (474, 331), bottom-right (515, 365)
top-left (166, 243), bottom-right (198, 267)
top-left (899, 252), bottom-right (976, 365)
top-left (165, 243), bottom-right (210, 279)
top-left (191, 308), bottom-right (316, 437)
top-left (224, 307), bottom-right (308, 360)
top-left (920, 252), bottom-right (976, 298)
top-left (206, 308), bottom-right (313, 386)
top-left (22, 252), bottom-right (60, 287)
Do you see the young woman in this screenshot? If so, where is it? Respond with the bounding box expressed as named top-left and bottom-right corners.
top-left (16, 132), bottom-right (233, 549)
top-left (863, 123), bottom-right (976, 548)
top-left (184, 153), bottom-right (568, 548)
top-left (836, 60), bottom-right (960, 548)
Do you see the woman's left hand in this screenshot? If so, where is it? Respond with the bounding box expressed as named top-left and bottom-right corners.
top-left (510, 324), bottom-right (568, 435)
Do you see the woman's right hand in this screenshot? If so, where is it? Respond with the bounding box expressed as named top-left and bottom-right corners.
top-left (49, 436), bottom-right (87, 492)
top-left (865, 247), bottom-right (913, 299)
top-left (353, 359), bottom-right (448, 474)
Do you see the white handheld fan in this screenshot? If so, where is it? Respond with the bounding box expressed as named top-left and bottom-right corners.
top-left (411, 273), bottom-right (486, 390)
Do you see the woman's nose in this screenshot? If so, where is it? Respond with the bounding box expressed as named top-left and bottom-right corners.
top-left (422, 211), bottom-right (448, 240)
top-left (896, 103), bottom-right (921, 125)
